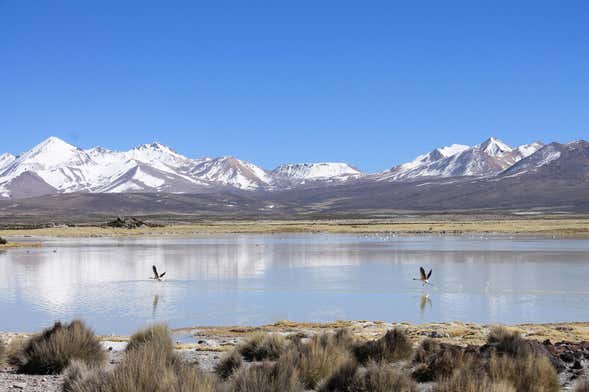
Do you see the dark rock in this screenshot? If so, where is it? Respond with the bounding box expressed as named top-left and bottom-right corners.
top-left (560, 352), bottom-right (575, 363)
top-left (572, 360), bottom-right (583, 370)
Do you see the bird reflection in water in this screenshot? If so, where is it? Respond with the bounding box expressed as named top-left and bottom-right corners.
top-left (152, 294), bottom-right (160, 318)
top-left (420, 293), bottom-right (432, 314)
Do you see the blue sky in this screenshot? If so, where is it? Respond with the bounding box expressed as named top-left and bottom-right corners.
top-left (1, 1), bottom-right (588, 172)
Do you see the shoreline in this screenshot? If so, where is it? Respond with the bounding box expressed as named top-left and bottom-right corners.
top-left (1, 218), bottom-right (589, 238)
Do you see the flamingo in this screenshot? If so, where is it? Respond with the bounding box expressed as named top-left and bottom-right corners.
top-left (151, 265), bottom-right (166, 281)
top-left (413, 266), bottom-right (432, 286)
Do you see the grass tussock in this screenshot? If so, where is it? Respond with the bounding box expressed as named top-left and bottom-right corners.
top-left (321, 360), bottom-right (417, 392)
top-left (435, 366), bottom-right (516, 392)
top-left (64, 337), bottom-right (216, 392)
top-left (279, 332), bottom-right (353, 389)
top-left (214, 349), bottom-right (243, 379)
top-left (125, 323), bottom-right (173, 354)
top-left (413, 338), bottom-right (441, 363)
top-left (487, 326), bottom-right (534, 358)
top-left (16, 320), bottom-right (105, 375)
top-left (0, 338), bottom-right (5, 365)
top-left (488, 354), bottom-right (559, 392)
top-left (238, 332), bottom-right (287, 361)
top-left (229, 361), bottom-right (302, 392)
top-left (353, 328), bottom-right (413, 364)
top-left (412, 344), bottom-right (472, 382)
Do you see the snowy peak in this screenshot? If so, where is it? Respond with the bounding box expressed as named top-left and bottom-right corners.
top-left (189, 156), bottom-right (271, 190)
top-left (437, 144), bottom-right (470, 157)
top-left (0, 153), bottom-right (16, 172)
top-left (272, 162), bottom-right (361, 183)
top-left (477, 137), bottom-right (513, 156)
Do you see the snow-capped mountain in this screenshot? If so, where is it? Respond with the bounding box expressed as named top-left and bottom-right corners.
top-left (382, 137), bottom-right (544, 180)
top-left (188, 156), bottom-right (272, 190)
top-left (271, 162), bottom-right (361, 185)
top-left (0, 135), bottom-right (570, 199)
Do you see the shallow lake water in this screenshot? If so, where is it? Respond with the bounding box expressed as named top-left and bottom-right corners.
top-left (1, 234), bottom-right (588, 335)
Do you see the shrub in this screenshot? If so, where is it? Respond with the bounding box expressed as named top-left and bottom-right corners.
top-left (238, 332), bottom-right (287, 361)
top-left (321, 361), bottom-right (417, 392)
top-left (574, 379), bottom-right (589, 392)
top-left (64, 342), bottom-right (216, 392)
top-left (435, 367), bottom-right (516, 392)
top-left (229, 361), bottom-right (302, 392)
top-left (412, 344), bottom-right (472, 382)
top-left (488, 354), bottom-right (559, 392)
top-left (126, 323), bottom-right (173, 354)
top-left (279, 333), bottom-right (352, 389)
top-left (0, 338), bottom-right (5, 364)
top-left (413, 338), bottom-right (441, 363)
top-left (487, 326), bottom-right (533, 358)
top-left (16, 320), bottom-right (105, 375)
top-left (215, 349), bottom-right (243, 379)
top-left (0, 237), bottom-right (7, 245)
top-left (353, 328), bottom-right (413, 364)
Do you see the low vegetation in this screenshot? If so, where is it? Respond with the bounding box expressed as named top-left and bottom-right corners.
top-left (0, 338), bottom-right (5, 364)
top-left (238, 332), bottom-right (287, 361)
top-left (229, 361), bottom-right (301, 392)
top-left (63, 325), bottom-right (216, 392)
top-left (0, 236), bottom-right (7, 245)
top-left (125, 323), bottom-right (173, 354)
top-left (322, 360), bottom-right (417, 392)
top-left (15, 320), bottom-right (105, 375)
top-left (353, 327), bottom-right (413, 364)
top-left (0, 321), bottom-right (570, 391)
top-left (278, 332), bottom-right (353, 389)
top-left (214, 349), bottom-right (243, 379)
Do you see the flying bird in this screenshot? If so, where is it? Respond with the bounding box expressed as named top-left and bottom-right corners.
top-left (413, 267), bottom-right (432, 286)
top-left (151, 265), bottom-right (166, 281)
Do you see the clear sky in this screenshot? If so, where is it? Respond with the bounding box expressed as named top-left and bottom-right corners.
top-left (1, 1), bottom-right (588, 172)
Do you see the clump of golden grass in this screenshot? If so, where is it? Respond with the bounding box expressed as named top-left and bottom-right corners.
top-left (214, 349), bottom-right (243, 379)
top-left (412, 344), bottom-right (472, 382)
top-left (574, 379), bottom-right (589, 392)
top-left (125, 323), bottom-right (173, 354)
top-left (229, 361), bottom-right (302, 392)
top-left (16, 320), bottom-right (105, 375)
top-left (278, 332), bottom-right (353, 390)
top-left (434, 365), bottom-right (516, 392)
top-left (238, 332), bottom-right (287, 361)
top-left (353, 328), bottom-right (413, 364)
top-left (321, 360), bottom-right (417, 392)
top-left (0, 338), bottom-right (5, 365)
top-left (412, 338), bottom-right (441, 363)
top-left (487, 354), bottom-right (559, 392)
top-left (487, 326), bottom-right (534, 358)
top-left (64, 329), bottom-right (216, 392)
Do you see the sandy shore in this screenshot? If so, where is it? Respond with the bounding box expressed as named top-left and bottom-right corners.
top-left (1, 217), bottom-right (589, 238)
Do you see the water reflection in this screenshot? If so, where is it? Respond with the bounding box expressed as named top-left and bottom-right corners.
top-left (0, 234), bottom-right (589, 334)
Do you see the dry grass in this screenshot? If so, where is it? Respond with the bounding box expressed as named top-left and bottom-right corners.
top-left (3, 218), bottom-right (589, 238)
top-left (16, 320), bottom-right (105, 375)
top-left (214, 349), bottom-right (243, 379)
top-left (238, 332), bottom-right (287, 361)
top-left (487, 326), bottom-right (534, 358)
top-left (125, 323), bottom-right (173, 354)
top-left (321, 360), bottom-right (417, 392)
top-left (278, 332), bottom-right (353, 389)
top-left (487, 354), bottom-right (559, 392)
top-left (353, 328), bottom-right (413, 364)
top-left (435, 366), bottom-right (516, 392)
top-left (412, 344), bottom-right (472, 382)
top-left (0, 338), bottom-right (5, 365)
top-left (228, 361), bottom-right (302, 392)
top-left (64, 334), bottom-right (216, 392)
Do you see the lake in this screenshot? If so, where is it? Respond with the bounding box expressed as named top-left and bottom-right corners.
top-left (1, 234), bottom-right (588, 335)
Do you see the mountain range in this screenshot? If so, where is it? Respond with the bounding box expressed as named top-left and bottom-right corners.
top-left (0, 136), bottom-right (588, 219)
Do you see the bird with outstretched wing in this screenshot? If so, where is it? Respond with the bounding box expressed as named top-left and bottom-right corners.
top-left (151, 265), bottom-right (166, 281)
